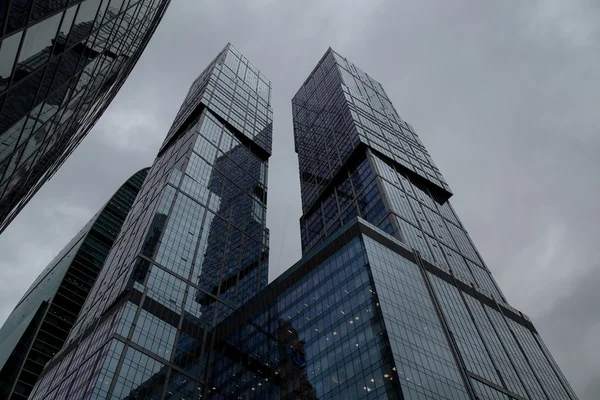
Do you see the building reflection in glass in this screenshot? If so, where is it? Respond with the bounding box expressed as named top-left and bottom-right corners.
top-left (0, 0), bottom-right (171, 233)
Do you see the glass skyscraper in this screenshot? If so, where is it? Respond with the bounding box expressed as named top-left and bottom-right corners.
top-left (0, 0), bottom-right (171, 233)
top-left (287, 48), bottom-right (576, 399)
top-left (29, 43), bottom-right (272, 400)
top-left (201, 49), bottom-right (577, 399)
top-left (25, 46), bottom-right (576, 399)
top-left (0, 167), bottom-right (147, 399)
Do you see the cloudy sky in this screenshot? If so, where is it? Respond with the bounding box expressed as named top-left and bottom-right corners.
top-left (1, 0), bottom-right (599, 397)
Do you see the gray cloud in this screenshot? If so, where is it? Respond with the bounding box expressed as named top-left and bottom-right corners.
top-left (535, 264), bottom-right (600, 398)
top-left (0, 0), bottom-right (598, 397)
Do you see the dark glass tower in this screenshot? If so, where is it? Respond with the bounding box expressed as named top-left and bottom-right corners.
top-left (0, 0), bottom-right (171, 233)
top-left (29, 43), bottom-right (272, 400)
top-left (289, 49), bottom-right (578, 399)
top-left (293, 48), bottom-right (453, 255)
top-left (0, 167), bottom-right (147, 400)
top-left (197, 49), bottom-right (577, 399)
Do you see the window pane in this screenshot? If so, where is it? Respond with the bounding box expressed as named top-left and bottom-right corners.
top-left (0, 32), bottom-right (23, 90)
top-left (18, 12), bottom-right (63, 63)
top-left (5, 0), bottom-right (34, 34)
top-left (74, 0), bottom-right (103, 27)
top-left (32, 0), bottom-right (68, 22)
top-left (58, 4), bottom-right (78, 38)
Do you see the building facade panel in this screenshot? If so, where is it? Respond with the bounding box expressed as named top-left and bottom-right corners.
top-left (363, 235), bottom-right (470, 399)
top-left (166, 215), bottom-right (575, 400)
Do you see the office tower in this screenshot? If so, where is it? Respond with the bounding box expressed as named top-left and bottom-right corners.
top-left (293, 48), bottom-right (454, 255)
top-left (203, 49), bottom-right (578, 399)
top-left (0, 168), bottom-right (147, 400)
top-left (29, 43), bottom-right (272, 400)
top-left (290, 49), bottom-right (576, 399)
top-left (0, 0), bottom-right (171, 234)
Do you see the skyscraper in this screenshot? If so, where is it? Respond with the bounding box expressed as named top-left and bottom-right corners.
top-left (0, 0), bottom-right (171, 233)
top-left (293, 48), bottom-right (452, 256)
top-left (201, 49), bottom-right (578, 399)
top-left (26, 45), bottom-right (577, 399)
top-left (288, 48), bottom-right (576, 399)
top-left (29, 43), bottom-right (272, 400)
top-left (0, 167), bottom-right (148, 400)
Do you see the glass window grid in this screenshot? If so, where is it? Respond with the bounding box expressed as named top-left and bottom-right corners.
top-left (429, 275), bottom-right (503, 385)
top-left (485, 307), bottom-right (547, 399)
top-left (509, 320), bottom-right (570, 400)
top-left (361, 151), bottom-right (508, 307)
top-left (162, 46), bottom-right (272, 157)
top-left (364, 236), bottom-right (469, 399)
top-left (154, 192), bottom-right (206, 278)
top-left (471, 379), bottom-right (512, 400)
top-left (73, 141), bottom-right (195, 333)
top-left (0, 168), bottom-right (147, 399)
top-left (0, 0), bottom-right (168, 232)
top-left (130, 309), bottom-right (177, 361)
top-left (331, 57), bottom-right (448, 192)
top-left (465, 298), bottom-right (528, 397)
top-left (1, 0), bottom-right (134, 99)
top-left (208, 237), bottom-right (403, 399)
top-left (301, 153), bottom-right (397, 253)
top-left (35, 44), bottom-right (273, 398)
top-left (110, 346), bottom-right (166, 398)
top-left (86, 339), bottom-right (125, 399)
top-left (533, 333), bottom-right (578, 400)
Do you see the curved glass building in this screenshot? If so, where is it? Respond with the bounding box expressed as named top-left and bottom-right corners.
top-left (0, 0), bottom-right (171, 233)
top-left (0, 167), bottom-right (148, 399)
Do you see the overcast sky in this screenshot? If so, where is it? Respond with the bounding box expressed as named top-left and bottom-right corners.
top-left (0, 0), bottom-right (598, 398)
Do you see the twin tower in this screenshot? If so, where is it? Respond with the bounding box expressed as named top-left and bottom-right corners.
top-left (1, 44), bottom-right (576, 399)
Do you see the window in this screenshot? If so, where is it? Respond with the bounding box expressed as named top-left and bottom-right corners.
top-left (18, 12), bottom-right (63, 64)
top-left (0, 32), bottom-right (23, 90)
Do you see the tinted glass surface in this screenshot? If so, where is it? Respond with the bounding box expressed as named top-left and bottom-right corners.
top-left (29, 44), bottom-right (272, 400)
top-left (0, 168), bottom-right (147, 399)
top-left (291, 49), bottom-right (577, 399)
top-left (0, 0), bottom-right (171, 233)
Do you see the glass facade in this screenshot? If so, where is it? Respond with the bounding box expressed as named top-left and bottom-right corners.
top-left (206, 228), bottom-right (403, 399)
top-left (22, 46), bottom-right (577, 399)
top-left (195, 217), bottom-right (577, 399)
top-left (28, 43), bottom-right (272, 400)
top-left (128, 207), bottom-right (571, 400)
top-left (0, 167), bottom-right (147, 399)
top-left (0, 0), bottom-right (171, 233)
top-left (285, 49), bottom-right (577, 399)
top-left (293, 48), bottom-right (455, 255)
